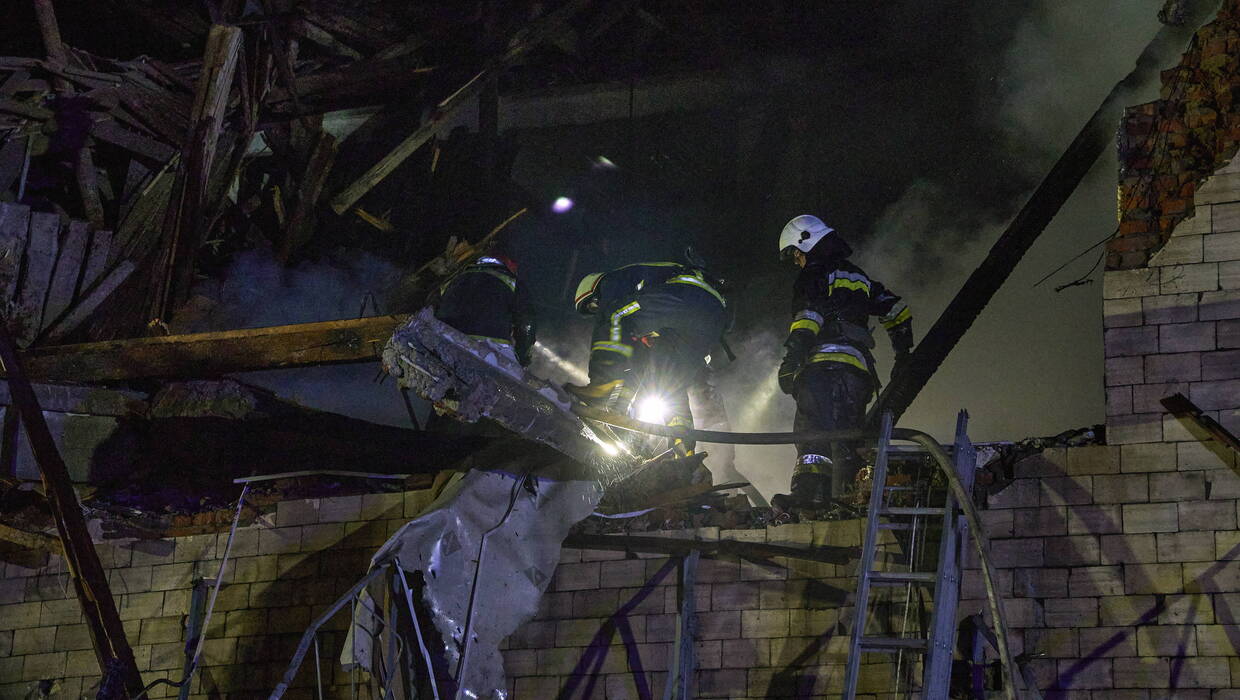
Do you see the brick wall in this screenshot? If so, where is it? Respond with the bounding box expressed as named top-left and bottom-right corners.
top-left (964, 443), bottom-right (1240, 696)
top-left (1104, 157), bottom-right (1240, 444)
top-left (1110, 0), bottom-right (1240, 269)
top-left (501, 521), bottom-right (915, 699)
top-left (0, 490), bottom-right (435, 698)
top-left (960, 150), bottom-right (1240, 695)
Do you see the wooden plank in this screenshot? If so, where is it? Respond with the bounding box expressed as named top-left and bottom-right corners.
top-left (0, 317), bottom-right (145, 698)
top-left (0, 137), bottom-right (27, 194)
top-left (40, 260), bottom-right (134, 345)
top-left (89, 118), bottom-right (177, 164)
top-left (0, 202), bottom-right (30, 303)
top-left (21, 313), bottom-right (408, 383)
top-left (80, 228), bottom-right (111, 292)
top-left (0, 70), bottom-right (32, 97)
top-left (154, 24), bottom-right (242, 318)
top-left (278, 130), bottom-right (338, 261)
top-left (0, 522), bottom-right (63, 555)
top-left (328, 0), bottom-right (592, 213)
top-left (32, 0), bottom-right (70, 66)
top-left (15, 211), bottom-right (60, 346)
top-left (0, 98), bottom-right (53, 121)
top-left (74, 145), bottom-right (104, 228)
top-left (44, 219), bottom-right (89, 327)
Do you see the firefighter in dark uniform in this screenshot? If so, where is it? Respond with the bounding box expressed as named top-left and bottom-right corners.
top-left (567, 261), bottom-right (729, 456)
top-left (773, 214), bottom-right (913, 510)
top-left (433, 254), bottom-right (536, 366)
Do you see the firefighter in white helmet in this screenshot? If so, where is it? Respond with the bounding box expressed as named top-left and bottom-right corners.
top-left (773, 214), bottom-right (913, 511)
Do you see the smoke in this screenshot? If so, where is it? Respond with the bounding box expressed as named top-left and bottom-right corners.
top-left (993, 1), bottom-right (1166, 165)
top-left (182, 248), bottom-right (401, 331)
top-left (839, 0), bottom-right (1171, 444)
top-left (710, 0), bottom-right (1173, 499)
top-left (177, 248), bottom-right (417, 428)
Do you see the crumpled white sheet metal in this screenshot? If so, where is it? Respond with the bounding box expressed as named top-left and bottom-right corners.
top-left (347, 469), bottom-right (602, 699)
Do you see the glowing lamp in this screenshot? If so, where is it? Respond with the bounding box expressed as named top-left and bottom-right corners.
top-left (551, 196), bottom-right (574, 213)
top-left (635, 395), bottom-right (669, 425)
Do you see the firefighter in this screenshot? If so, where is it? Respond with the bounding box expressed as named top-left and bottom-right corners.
top-left (433, 253), bottom-right (536, 366)
top-left (773, 214), bottom-right (913, 511)
top-left (567, 261), bottom-right (729, 456)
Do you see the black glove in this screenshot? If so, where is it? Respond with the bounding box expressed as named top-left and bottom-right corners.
top-left (778, 358), bottom-right (800, 395)
top-left (892, 350), bottom-right (911, 379)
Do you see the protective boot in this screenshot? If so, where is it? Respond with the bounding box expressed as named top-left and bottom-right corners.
top-left (771, 472), bottom-right (830, 512)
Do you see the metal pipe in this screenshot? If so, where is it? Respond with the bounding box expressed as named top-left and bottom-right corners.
top-left (270, 565), bottom-right (389, 700)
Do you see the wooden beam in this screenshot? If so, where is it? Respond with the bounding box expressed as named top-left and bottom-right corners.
top-left (277, 129), bottom-right (338, 262)
top-left (40, 260), bottom-right (135, 344)
top-left (32, 0), bottom-right (70, 67)
top-left (17, 314), bottom-right (408, 383)
top-left (0, 522), bottom-right (64, 555)
top-left (1162, 392), bottom-right (1240, 456)
top-left (328, 0), bottom-right (593, 214)
top-left (44, 219), bottom-right (90, 327)
top-left (0, 317), bottom-right (145, 697)
top-left (0, 202), bottom-right (31, 303)
top-left (15, 211), bottom-right (60, 346)
top-left (154, 24), bottom-right (242, 319)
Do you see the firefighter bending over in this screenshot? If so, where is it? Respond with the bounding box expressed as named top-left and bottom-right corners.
top-left (433, 253), bottom-right (536, 366)
top-left (773, 214), bottom-right (913, 511)
top-left (567, 261), bottom-right (729, 456)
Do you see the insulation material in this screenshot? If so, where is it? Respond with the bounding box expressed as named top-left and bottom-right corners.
top-left (347, 469), bottom-right (602, 698)
top-left (383, 308), bottom-right (638, 485)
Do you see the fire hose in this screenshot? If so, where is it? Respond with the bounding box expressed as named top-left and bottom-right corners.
top-left (574, 403), bottom-right (1020, 700)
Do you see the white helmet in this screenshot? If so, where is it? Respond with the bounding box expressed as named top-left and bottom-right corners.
top-left (778, 214), bottom-right (834, 259)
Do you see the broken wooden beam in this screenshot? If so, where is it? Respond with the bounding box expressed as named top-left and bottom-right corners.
top-left (40, 259), bottom-right (135, 344)
top-left (0, 313), bottom-right (145, 696)
top-left (15, 211), bottom-right (60, 346)
top-left (0, 521), bottom-right (64, 555)
top-left (1161, 392), bottom-right (1240, 456)
top-left (328, 0), bottom-right (592, 214)
top-left (45, 219), bottom-right (89, 325)
top-left (155, 23), bottom-right (242, 319)
top-left (564, 532), bottom-right (857, 566)
top-left (16, 314), bottom-right (409, 383)
top-left (277, 129), bottom-right (338, 262)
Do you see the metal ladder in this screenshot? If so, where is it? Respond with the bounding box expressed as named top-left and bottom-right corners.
top-left (841, 411), bottom-right (975, 699)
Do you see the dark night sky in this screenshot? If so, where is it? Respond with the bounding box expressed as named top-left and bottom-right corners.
top-left (7, 1), bottom-right (1176, 498)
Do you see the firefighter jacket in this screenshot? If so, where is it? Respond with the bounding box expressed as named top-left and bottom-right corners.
top-left (779, 257), bottom-right (912, 389)
top-left (588, 262), bottom-right (729, 383)
top-left (434, 256), bottom-right (536, 365)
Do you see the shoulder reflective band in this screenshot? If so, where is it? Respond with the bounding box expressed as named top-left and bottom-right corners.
top-left (826, 269), bottom-right (871, 295)
top-left (881, 301), bottom-right (911, 329)
top-left (591, 340), bottom-right (633, 358)
top-left (667, 273), bottom-right (726, 306)
top-left (609, 301), bottom-right (641, 341)
top-left (807, 343), bottom-right (869, 372)
top-left (476, 256), bottom-right (503, 266)
top-left (789, 309), bottom-right (824, 334)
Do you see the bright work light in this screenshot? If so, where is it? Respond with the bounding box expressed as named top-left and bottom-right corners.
top-left (635, 395), bottom-right (669, 425)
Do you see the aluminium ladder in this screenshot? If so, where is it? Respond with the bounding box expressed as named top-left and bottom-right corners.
top-left (840, 411), bottom-right (975, 699)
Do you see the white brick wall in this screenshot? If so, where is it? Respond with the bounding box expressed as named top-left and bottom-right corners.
top-left (1105, 165), bottom-right (1240, 439)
